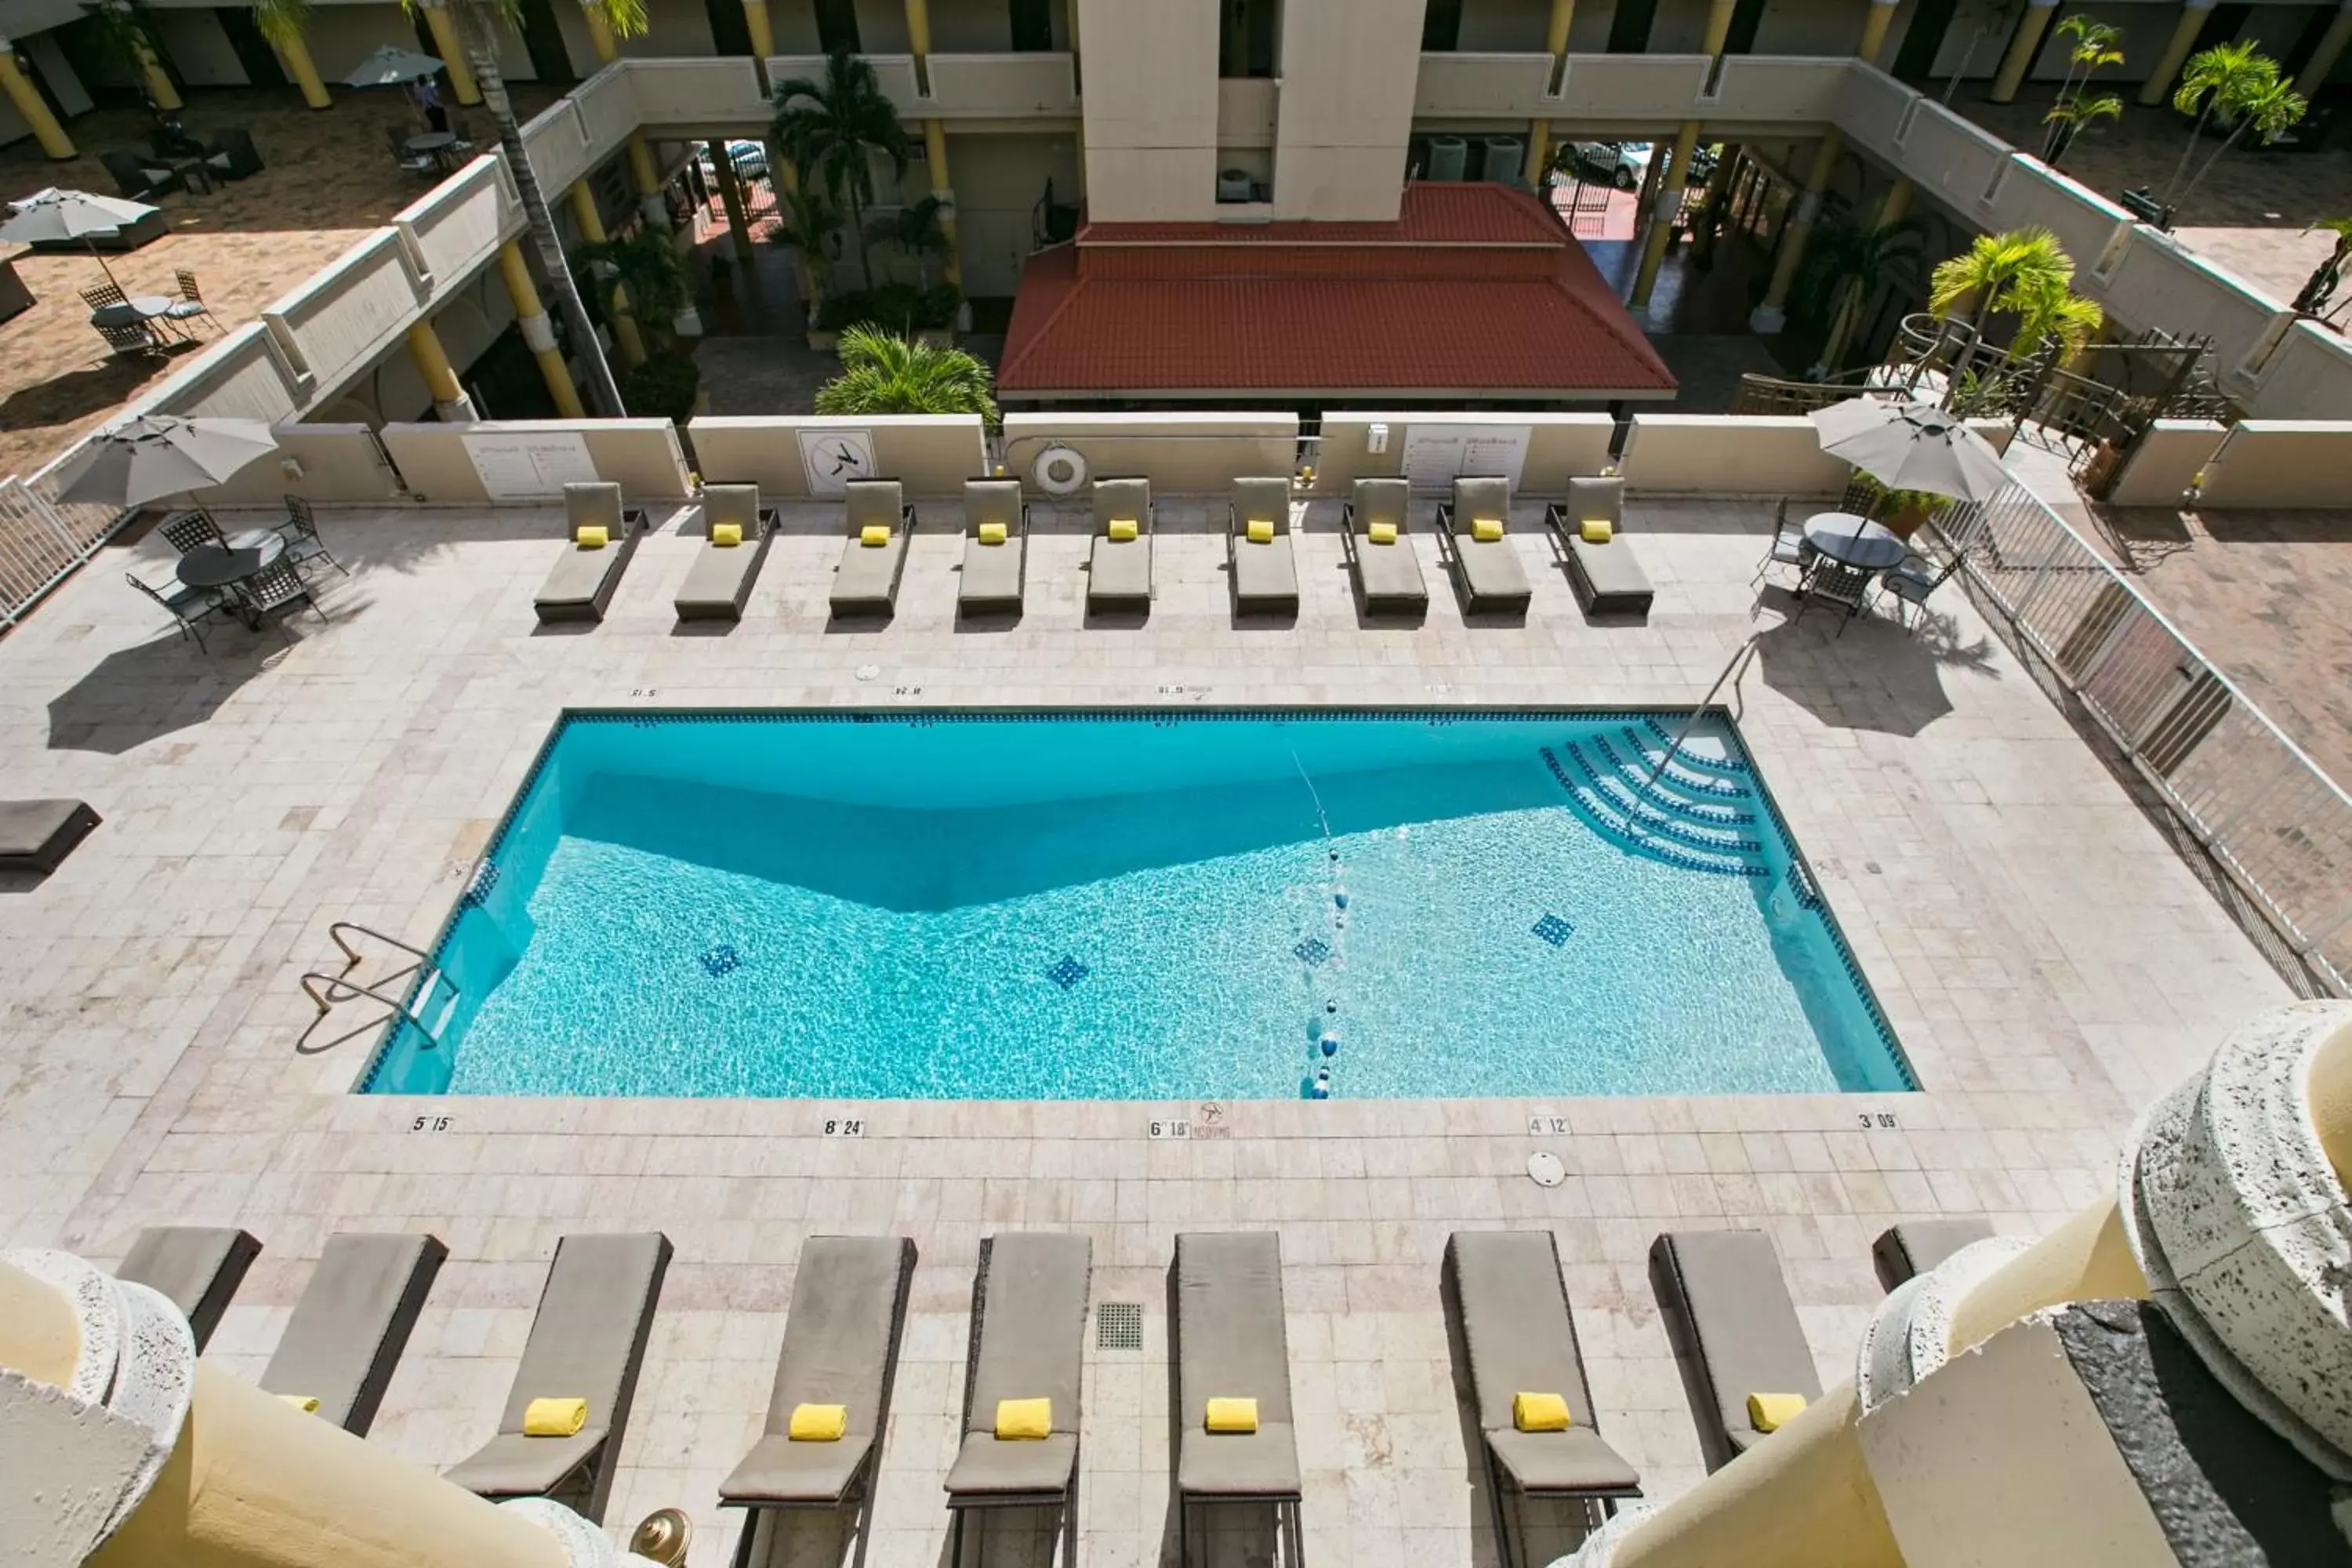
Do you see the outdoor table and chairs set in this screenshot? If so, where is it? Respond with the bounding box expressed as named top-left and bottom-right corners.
top-left (128, 498), bottom-right (344, 652)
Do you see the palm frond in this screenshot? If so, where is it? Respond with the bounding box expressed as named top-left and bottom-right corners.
top-left (816, 326), bottom-right (996, 419)
top-left (248, 0), bottom-right (310, 49)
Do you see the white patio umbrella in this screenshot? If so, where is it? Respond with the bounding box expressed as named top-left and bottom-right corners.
top-left (1808, 396), bottom-right (2012, 504)
top-left (53, 415), bottom-right (278, 510)
top-left (340, 44), bottom-right (445, 88)
top-left (0, 187), bottom-right (158, 290)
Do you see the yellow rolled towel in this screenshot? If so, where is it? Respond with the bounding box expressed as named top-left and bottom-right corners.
top-left (1581, 518), bottom-right (1613, 545)
top-left (995, 1397), bottom-right (1052, 1439)
top-left (858, 523), bottom-right (891, 547)
top-left (710, 521), bottom-right (743, 547)
top-left (788, 1403), bottom-right (848, 1441)
top-left (278, 1395), bottom-right (320, 1414)
top-left (1747, 1392), bottom-right (1806, 1433)
top-left (1107, 517), bottom-right (1139, 543)
top-left (1512, 1392), bottom-right (1570, 1432)
top-left (1471, 517), bottom-right (1504, 543)
top-left (1367, 521), bottom-right (1399, 546)
top-left (573, 524), bottom-right (608, 550)
top-left (1246, 517), bottom-right (1276, 544)
top-left (1204, 1397), bottom-right (1258, 1434)
top-left (978, 521), bottom-right (1008, 546)
top-left (523, 1396), bottom-right (588, 1437)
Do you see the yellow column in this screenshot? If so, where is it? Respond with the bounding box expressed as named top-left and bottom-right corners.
top-left (1873, 176), bottom-right (1911, 228)
top-left (742, 0), bottom-right (774, 56)
top-left (419, 2), bottom-right (479, 104)
top-left (580, 0), bottom-right (620, 64)
top-left (706, 140), bottom-right (757, 263)
top-left (1857, 0), bottom-right (1899, 66)
top-left (626, 136), bottom-right (670, 228)
top-left (1748, 132), bottom-right (1840, 330)
top-left (274, 27), bottom-right (332, 109)
top-left (405, 318), bottom-right (477, 420)
top-left (1989, 0), bottom-right (2059, 103)
top-left (0, 39), bottom-right (74, 158)
top-left (2296, 0), bottom-right (2352, 96)
top-left (497, 241), bottom-right (586, 418)
top-left (1525, 0), bottom-right (1577, 184)
top-left (1630, 0), bottom-right (1734, 311)
top-left (570, 179), bottom-right (648, 366)
top-left (923, 118), bottom-right (964, 295)
top-left (124, 18), bottom-right (182, 111)
top-left (2141, 0), bottom-right (2217, 104)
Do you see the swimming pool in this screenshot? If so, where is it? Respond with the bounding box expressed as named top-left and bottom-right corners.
top-left (359, 711), bottom-right (1911, 1099)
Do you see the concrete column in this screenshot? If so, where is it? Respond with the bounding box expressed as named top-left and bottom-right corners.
top-left (119, 11), bottom-right (181, 112)
top-left (570, 179), bottom-right (648, 366)
top-left (742, 0), bottom-right (774, 56)
top-left (1629, 0), bottom-right (1734, 315)
top-left (419, 2), bottom-right (480, 105)
top-left (923, 118), bottom-right (965, 295)
top-left (1690, 140), bottom-right (1740, 264)
top-left (1989, 0), bottom-right (2059, 103)
top-left (497, 241), bottom-right (586, 418)
top-left (1872, 176), bottom-right (1912, 227)
top-left (272, 27), bottom-right (332, 109)
top-left (0, 39), bottom-right (74, 158)
top-left (626, 136), bottom-right (668, 229)
top-left (1857, 0), bottom-right (1900, 65)
top-left (405, 319), bottom-right (478, 422)
top-left (580, 0), bottom-right (620, 64)
top-left (706, 140), bottom-right (757, 263)
top-left (1748, 132), bottom-right (1839, 331)
top-left (1525, 0), bottom-right (1577, 183)
top-left (2140, 0), bottom-right (2219, 105)
top-left (904, 0), bottom-right (933, 84)
top-left (2296, 0), bottom-right (2352, 96)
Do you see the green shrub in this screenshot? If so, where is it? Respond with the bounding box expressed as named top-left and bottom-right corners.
top-left (816, 282), bottom-right (960, 332)
top-left (622, 354), bottom-right (701, 423)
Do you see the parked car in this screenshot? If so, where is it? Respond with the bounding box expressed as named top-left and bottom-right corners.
top-left (695, 138), bottom-right (770, 182)
top-left (1567, 140), bottom-right (1652, 189)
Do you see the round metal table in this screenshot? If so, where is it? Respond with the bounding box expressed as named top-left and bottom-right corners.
top-left (1802, 511), bottom-right (1907, 572)
top-left (176, 533), bottom-right (286, 626)
top-left (89, 296), bottom-right (176, 332)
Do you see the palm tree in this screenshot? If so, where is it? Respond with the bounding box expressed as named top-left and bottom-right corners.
top-left (814, 326), bottom-right (996, 419)
top-left (869, 194), bottom-right (949, 288)
top-left (400, 0), bottom-right (641, 417)
top-left (248, 0), bottom-right (308, 55)
top-left (2291, 218), bottom-right (2352, 318)
top-left (768, 186), bottom-right (842, 325)
top-left (2172, 72), bottom-right (2307, 214)
top-left (2162, 42), bottom-right (2277, 211)
top-left (1944, 0), bottom-right (2024, 103)
top-left (1928, 227), bottom-right (2076, 391)
top-left (772, 51), bottom-right (910, 293)
top-left (2043, 93), bottom-right (2122, 169)
top-left (1796, 218), bottom-right (1922, 376)
top-left (575, 228), bottom-right (690, 342)
top-left (2008, 273), bottom-right (2104, 361)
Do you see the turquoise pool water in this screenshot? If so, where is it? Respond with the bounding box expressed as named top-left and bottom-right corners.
top-left (360, 712), bottom-right (1910, 1099)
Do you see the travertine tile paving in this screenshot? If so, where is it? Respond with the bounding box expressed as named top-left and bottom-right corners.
top-left (0, 494), bottom-right (2291, 1566)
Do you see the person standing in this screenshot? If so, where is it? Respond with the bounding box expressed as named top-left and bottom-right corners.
top-left (418, 74), bottom-right (448, 134)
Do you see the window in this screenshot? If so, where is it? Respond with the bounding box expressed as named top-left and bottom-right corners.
top-left (1421, 0), bottom-right (1462, 52)
top-left (1220, 0), bottom-right (1280, 78)
top-left (1011, 0), bottom-right (1055, 53)
top-left (815, 0), bottom-right (860, 54)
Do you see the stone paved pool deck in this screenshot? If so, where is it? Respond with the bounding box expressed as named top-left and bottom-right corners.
top-left (0, 495), bottom-right (2292, 1568)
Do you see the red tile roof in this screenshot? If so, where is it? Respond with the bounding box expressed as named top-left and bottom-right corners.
top-left (998, 184), bottom-right (1677, 401)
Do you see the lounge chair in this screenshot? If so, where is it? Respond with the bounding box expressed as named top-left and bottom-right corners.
top-left (1227, 477), bottom-right (1298, 616)
top-left (829, 479), bottom-right (914, 617)
top-left (1342, 477), bottom-right (1428, 615)
top-left (720, 1235), bottom-right (916, 1518)
top-left (1552, 475), bottom-right (1653, 621)
top-left (1648, 1231), bottom-right (1822, 1472)
top-left (673, 484), bottom-right (776, 622)
top-left (444, 1232), bottom-right (672, 1523)
top-left (1086, 477), bottom-right (1152, 615)
top-left (956, 478), bottom-right (1027, 617)
top-left (0, 798), bottom-right (102, 873)
top-left (1174, 1232), bottom-right (1303, 1566)
top-left (1444, 1231), bottom-right (1640, 1568)
top-left (116, 1225), bottom-right (262, 1352)
top-left (943, 1233), bottom-right (1092, 1557)
top-left (1871, 1218), bottom-right (1994, 1291)
top-left (1433, 475), bottom-right (1533, 617)
top-left (534, 482), bottom-right (647, 624)
top-left (258, 1232), bottom-right (448, 1435)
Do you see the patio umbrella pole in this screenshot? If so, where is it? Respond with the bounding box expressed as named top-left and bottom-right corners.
top-left (82, 233), bottom-right (122, 292)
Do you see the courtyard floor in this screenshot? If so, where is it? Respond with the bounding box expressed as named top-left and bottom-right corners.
top-left (0, 489), bottom-right (2291, 1566)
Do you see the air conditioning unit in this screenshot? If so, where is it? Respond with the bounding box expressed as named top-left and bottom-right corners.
top-left (1482, 136), bottom-right (1524, 186)
top-left (1426, 136), bottom-right (1468, 181)
top-left (1217, 168), bottom-right (1254, 202)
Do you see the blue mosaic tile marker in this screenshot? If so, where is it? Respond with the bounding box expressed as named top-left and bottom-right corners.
top-left (1532, 913), bottom-right (1573, 948)
top-left (1294, 937), bottom-right (1330, 966)
top-left (1047, 956), bottom-right (1090, 989)
top-left (699, 945), bottom-right (739, 977)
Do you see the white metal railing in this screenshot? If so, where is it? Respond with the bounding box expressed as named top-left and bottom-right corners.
top-left (1940, 484), bottom-right (2352, 993)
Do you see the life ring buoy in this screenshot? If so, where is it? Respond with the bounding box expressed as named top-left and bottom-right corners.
top-left (1032, 445), bottom-right (1088, 495)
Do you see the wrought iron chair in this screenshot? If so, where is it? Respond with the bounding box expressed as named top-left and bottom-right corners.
top-left (165, 270), bottom-right (221, 336)
top-left (1874, 549), bottom-right (1963, 635)
top-left (386, 125), bottom-right (437, 177)
top-left (1791, 560), bottom-right (1874, 635)
top-left (242, 558), bottom-right (328, 635)
top-left (276, 495), bottom-right (345, 579)
top-left (126, 571), bottom-right (225, 651)
top-left (1751, 497), bottom-right (1814, 588)
top-left (94, 320), bottom-right (164, 358)
top-left (158, 509), bottom-right (226, 554)
top-left (79, 279), bottom-right (128, 310)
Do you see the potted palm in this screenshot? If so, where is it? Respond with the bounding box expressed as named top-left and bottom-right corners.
top-left (773, 49), bottom-right (909, 344)
top-left (814, 325), bottom-right (997, 419)
top-left (1849, 474), bottom-right (1947, 541)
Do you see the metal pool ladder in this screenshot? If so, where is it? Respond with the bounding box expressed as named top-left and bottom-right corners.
top-left (298, 921), bottom-right (459, 1052)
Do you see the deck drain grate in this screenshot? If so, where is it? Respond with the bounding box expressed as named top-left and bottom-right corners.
top-left (1097, 1302), bottom-right (1143, 1350)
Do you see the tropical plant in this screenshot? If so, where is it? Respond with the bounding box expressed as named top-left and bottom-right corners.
top-left (2043, 93), bottom-right (2122, 168)
top-left (814, 325), bottom-right (996, 419)
top-left (772, 51), bottom-right (911, 294)
top-left (573, 227), bottom-right (690, 343)
top-left (815, 281), bottom-right (961, 333)
top-left (1795, 217), bottom-right (1923, 376)
top-left (2162, 43), bottom-right (2299, 211)
top-left (89, 1), bottom-right (169, 98)
top-left (2291, 217), bottom-right (2352, 318)
top-left (2050, 16), bottom-right (2124, 104)
top-left (1930, 227), bottom-right (2079, 389)
top-left (246, 0), bottom-right (308, 51)
top-left (1944, 0), bottom-right (2025, 104)
top-left (768, 185), bottom-right (842, 324)
top-left (2172, 67), bottom-right (2307, 214)
top-left (398, 0), bottom-right (642, 417)
top-left (620, 354), bottom-right (700, 423)
top-left (869, 194), bottom-right (950, 288)
top-left (2008, 271), bottom-right (2104, 361)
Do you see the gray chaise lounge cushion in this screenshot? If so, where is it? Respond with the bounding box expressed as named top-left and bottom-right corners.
top-left (1228, 477), bottom-right (1298, 614)
top-left (0, 799), bottom-right (101, 873)
top-left (1560, 476), bottom-right (1653, 618)
top-left (445, 1232), bottom-right (672, 1515)
top-left (944, 1232), bottom-right (1091, 1502)
top-left (1348, 477), bottom-right (1427, 612)
top-left (958, 479), bottom-right (1025, 614)
top-left (535, 483), bottom-right (641, 622)
top-left (260, 1231), bottom-right (448, 1435)
top-left (1087, 477), bottom-right (1152, 609)
top-left (721, 1235), bottom-right (916, 1508)
top-left (117, 1225), bottom-right (262, 1352)
top-left (1446, 1230), bottom-right (1640, 1497)
top-left (674, 484), bottom-right (773, 620)
top-left (1872, 1218), bottom-right (1995, 1291)
top-left (1649, 1231), bottom-right (1821, 1470)
top-left (1449, 476), bottom-right (1532, 613)
top-left (1176, 1232), bottom-right (1301, 1501)
top-left (831, 480), bottom-right (910, 613)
